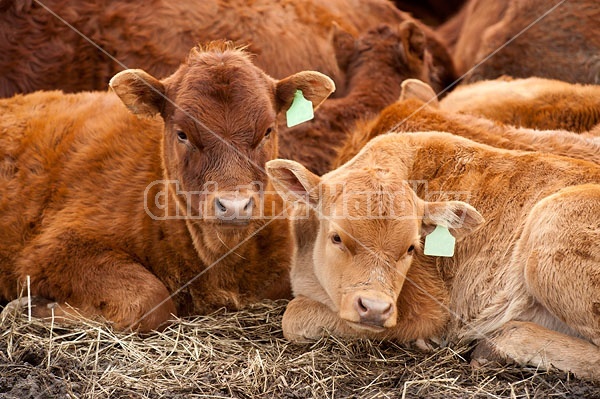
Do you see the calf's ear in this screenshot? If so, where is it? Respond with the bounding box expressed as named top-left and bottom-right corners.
top-left (331, 22), bottom-right (357, 72)
top-left (399, 20), bottom-right (426, 62)
top-left (266, 159), bottom-right (321, 205)
top-left (400, 79), bottom-right (439, 108)
top-left (275, 71), bottom-right (336, 113)
top-left (110, 69), bottom-right (166, 117)
top-left (421, 200), bottom-right (484, 240)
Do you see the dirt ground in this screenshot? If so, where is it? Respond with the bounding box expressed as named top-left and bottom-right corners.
top-left (1, 300), bottom-right (599, 399)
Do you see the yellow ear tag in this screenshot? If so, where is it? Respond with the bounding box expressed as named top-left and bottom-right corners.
top-left (424, 225), bottom-right (456, 257)
top-left (286, 90), bottom-right (314, 127)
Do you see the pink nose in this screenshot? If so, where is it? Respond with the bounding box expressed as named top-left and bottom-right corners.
top-left (214, 196), bottom-right (254, 221)
top-left (354, 296), bottom-right (394, 327)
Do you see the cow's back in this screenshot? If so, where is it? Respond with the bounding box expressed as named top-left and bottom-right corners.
top-left (0, 0), bottom-right (456, 97)
top-left (394, 134), bottom-right (600, 333)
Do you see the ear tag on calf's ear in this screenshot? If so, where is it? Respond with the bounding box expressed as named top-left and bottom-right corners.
top-left (424, 225), bottom-right (456, 257)
top-left (286, 90), bottom-right (314, 127)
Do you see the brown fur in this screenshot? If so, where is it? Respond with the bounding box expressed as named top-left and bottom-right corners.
top-left (435, 0), bottom-right (471, 52)
top-left (268, 132), bottom-right (600, 379)
top-left (449, 0), bottom-right (600, 84)
top-left (440, 77), bottom-right (600, 133)
top-left (278, 22), bottom-right (433, 176)
top-left (0, 0), bottom-right (456, 98)
top-left (0, 43), bottom-right (335, 332)
top-left (334, 95), bottom-right (600, 167)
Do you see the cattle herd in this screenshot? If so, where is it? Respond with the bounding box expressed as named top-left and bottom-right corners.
top-left (0, 0), bottom-right (599, 382)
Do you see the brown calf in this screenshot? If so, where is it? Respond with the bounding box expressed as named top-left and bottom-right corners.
top-left (268, 132), bottom-right (600, 379)
top-left (0, 0), bottom-right (455, 98)
top-left (278, 22), bottom-right (433, 176)
top-left (447, 0), bottom-right (600, 84)
top-left (0, 42), bottom-right (334, 332)
top-left (334, 79), bottom-right (600, 167)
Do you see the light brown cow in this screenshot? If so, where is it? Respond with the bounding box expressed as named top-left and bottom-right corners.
top-left (0, 0), bottom-right (456, 98)
top-left (335, 79), bottom-right (600, 167)
top-left (278, 22), bottom-right (433, 176)
top-left (268, 132), bottom-right (600, 379)
top-left (446, 0), bottom-right (600, 84)
top-left (439, 77), bottom-right (600, 133)
top-left (0, 42), bottom-right (335, 332)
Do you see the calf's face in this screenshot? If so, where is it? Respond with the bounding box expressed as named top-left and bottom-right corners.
top-left (268, 159), bottom-right (483, 332)
top-left (110, 43), bottom-right (334, 229)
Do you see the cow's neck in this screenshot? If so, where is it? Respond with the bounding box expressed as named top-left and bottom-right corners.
top-left (397, 136), bottom-right (473, 183)
top-left (340, 67), bottom-right (406, 117)
top-left (184, 218), bottom-right (260, 266)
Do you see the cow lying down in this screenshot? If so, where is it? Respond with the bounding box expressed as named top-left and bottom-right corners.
top-left (0, 42), bottom-right (335, 332)
top-left (267, 132), bottom-right (600, 379)
top-left (334, 79), bottom-right (600, 168)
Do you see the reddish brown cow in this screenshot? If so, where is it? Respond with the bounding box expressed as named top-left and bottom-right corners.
top-left (444, 0), bottom-right (600, 84)
top-left (0, 42), bottom-right (335, 332)
top-left (335, 79), bottom-right (600, 167)
top-left (0, 0), bottom-right (456, 98)
top-left (439, 77), bottom-right (600, 133)
top-left (278, 22), bottom-right (433, 176)
top-left (268, 132), bottom-right (600, 379)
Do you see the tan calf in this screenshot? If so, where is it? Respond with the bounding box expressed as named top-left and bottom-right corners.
top-left (268, 132), bottom-right (600, 379)
top-left (335, 79), bottom-right (600, 167)
top-left (440, 77), bottom-right (600, 132)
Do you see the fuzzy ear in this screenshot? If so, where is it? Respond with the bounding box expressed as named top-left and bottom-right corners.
top-left (331, 22), bottom-right (357, 72)
top-left (400, 79), bottom-right (439, 107)
top-left (109, 69), bottom-right (166, 117)
top-left (266, 159), bottom-right (321, 205)
top-left (275, 71), bottom-right (336, 113)
top-left (399, 20), bottom-right (426, 61)
top-left (421, 200), bottom-right (484, 240)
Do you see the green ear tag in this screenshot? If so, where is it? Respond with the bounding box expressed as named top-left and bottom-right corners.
top-left (424, 225), bottom-right (456, 257)
top-left (286, 90), bottom-right (314, 127)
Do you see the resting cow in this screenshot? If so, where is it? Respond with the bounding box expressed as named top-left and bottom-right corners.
top-left (279, 22), bottom-right (433, 176)
top-left (0, 42), bottom-right (335, 332)
top-left (268, 132), bottom-right (600, 379)
top-left (0, 0), bottom-right (455, 98)
top-left (445, 0), bottom-right (600, 84)
top-left (335, 79), bottom-right (600, 167)
top-left (439, 77), bottom-right (600, 133)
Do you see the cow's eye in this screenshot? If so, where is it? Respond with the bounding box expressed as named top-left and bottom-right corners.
top-left (407, 245), bottom-right (415, 255)
top-left (331, 233), bottom-right (342, 245)
top-left (176, 130), bottom-right (188, 142)
top-left (265, 127), bottom-right (272, 138)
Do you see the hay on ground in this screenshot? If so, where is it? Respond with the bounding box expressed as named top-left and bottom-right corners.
top-left (0, 300), bottom-right (598, 398)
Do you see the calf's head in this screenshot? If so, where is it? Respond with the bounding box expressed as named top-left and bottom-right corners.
top-left (333, 21), bottom-right (433, 95)
top-left (267, 158), bottom-right (483, 332)
top-left (110, 42), bottom-right (334, 228)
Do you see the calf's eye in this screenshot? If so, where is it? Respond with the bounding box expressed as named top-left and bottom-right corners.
top-left (331, 233), bottom-right (342, 245)
top-left (265, 127), bottom-right (272, 138)
top-left (407, 245), bottom-right (415, 255)
top-left (176, 130), bottom-right (188, 142)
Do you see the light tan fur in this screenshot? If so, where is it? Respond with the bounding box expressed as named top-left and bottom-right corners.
top-left (440, 77), bottom-right (600, 132)
top-left (334, 83), bottom-right (600, 168)
top-left (268, 132), bottom-right (600, 380)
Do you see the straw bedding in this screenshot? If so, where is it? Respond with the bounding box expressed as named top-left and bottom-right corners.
top-left (1, 300), bottom-right (599, 398)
